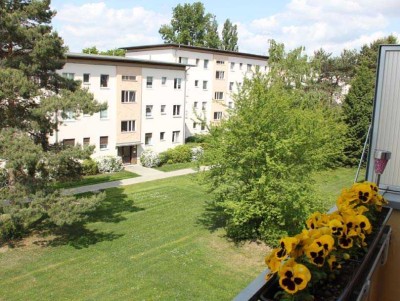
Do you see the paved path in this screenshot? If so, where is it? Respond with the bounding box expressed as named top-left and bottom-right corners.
top-left (62, 166), bottom-right (200, 195)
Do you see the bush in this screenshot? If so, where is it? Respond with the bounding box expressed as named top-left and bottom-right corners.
top-left (191, 146), bottom-right (204, 161)
top-left (185, 134), bottom-right (208, 143)
top-left (140, 150), bottom-right (161, 167)
top-left (160, 145), bottom-right (192, 164)
top-left (94, 156), bottom-right (123, 173)
top-left (82, 158), bottom-right (99, 175)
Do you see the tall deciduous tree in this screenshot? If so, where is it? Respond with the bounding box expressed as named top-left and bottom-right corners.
top-left (201, 41), bottom-right (346, 244)
top-left (342, 35), bottom-right (398, 166)
top-left (221, 19), bottom-right (238, 51)
top-left (0, 0), bottom-right (105, 241)
top-left (159, 2), bottom-right (222, 48)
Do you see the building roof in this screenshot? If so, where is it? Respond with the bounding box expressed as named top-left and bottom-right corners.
top-left (120, 43), bottom-right (269, 61)
top-left (65, 52), bottom-right (193, 68)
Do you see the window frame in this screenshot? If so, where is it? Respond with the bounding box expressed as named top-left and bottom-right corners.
top-left (145, 133), bottom-right (152, 145)
top-left (173, 105), bottom-right (181, 117)
top-left (99, 136), bottom-right (108, 150)
top-left (146, 105), bottom-right (153, 118)
top-left (146, 76), bottom-right (153, 88)
top-left (121, 120), bottom-right (136, 133)
top-left (174, 78), bottom-right (182, 89)
top-left (100, 74), bottom-right (109, 88)
top-left (172, 131), bottom-right (180, 143)
top-left (216, 71), bottom-right (225, 80)
top-left (121, 90), bottom-right (136, 103)
top-left (83, 73), bottom-right (90, 83)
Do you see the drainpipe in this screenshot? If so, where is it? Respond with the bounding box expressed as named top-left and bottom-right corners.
top-left (183, 66), bottom-right (190, 143)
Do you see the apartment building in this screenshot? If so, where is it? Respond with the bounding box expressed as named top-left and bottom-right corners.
top-left (121, 44), bottom-right (269, 137)
top-left (53, 53), bottom-right (187, 164)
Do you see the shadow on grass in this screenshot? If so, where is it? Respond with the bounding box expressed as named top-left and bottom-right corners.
top-left (197, 200), bottom-right (227, 233)
top-left (44, 187), bottom-right (144, 249)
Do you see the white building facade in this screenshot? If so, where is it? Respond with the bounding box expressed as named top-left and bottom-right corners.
top-left (122, 44), bottom-right (268, 137)
top-left (53, 53), bottom-right (187, 164)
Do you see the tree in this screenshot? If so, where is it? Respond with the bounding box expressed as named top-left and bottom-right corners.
top-left (201, 41), bottom-right (346, 244)
top-left (82, 46), bottom-right (126, 57)
top-left (0, 0), bottom-right (105, 241)
top-left (221, 19), bottom-right (238, 51)
top-left (159, 2), bottom-right (222, 48)
top-left (342, 35), bottom-right (398, 166)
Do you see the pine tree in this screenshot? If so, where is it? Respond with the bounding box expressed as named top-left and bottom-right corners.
top-left (0, 0), bottom-right (105, 241)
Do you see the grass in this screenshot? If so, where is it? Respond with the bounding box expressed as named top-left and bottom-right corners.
top-left (0, 167), bottom-right (357, 301)
top-left (53, 170), bottom-right (140, 189)
top-left (313, 167), bottom-right (358, 210)
top-left (155, 162), bottom-right (196, 172)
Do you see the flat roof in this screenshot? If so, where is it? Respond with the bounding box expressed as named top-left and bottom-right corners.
top-left (120, 43), bottom-right (269, 60)
top-left (65, 52), bottom-right (192, 68)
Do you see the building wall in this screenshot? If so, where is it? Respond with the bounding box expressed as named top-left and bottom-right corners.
top-left (126, 47), bottom-right (268, 138)
top-left (140, 67), bottom-right (186, 153)
top-left (115, 66), bottom-right (142, 145)
top-left (55, 62), bottom-right (118, 158)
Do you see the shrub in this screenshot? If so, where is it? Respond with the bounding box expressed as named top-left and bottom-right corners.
top-left (191, 146), bottom-right (204, 161)
top-left (161, 145), bottom-right (192, 164)
top-left (185, 134), bottom-right (208, 143)
top-left (140, 150), bottom-right (161, 167)
top-left (82, 158), bottom-right (99, 175)
top-left (94, 156), bottom-right (123, 173)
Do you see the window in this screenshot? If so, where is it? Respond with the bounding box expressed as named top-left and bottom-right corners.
top-left (230, 62), bottom-right (235, 70)
top-left (174, 78), bottom-right (182, 89)
top-left (179, 57), bottom-right (188, 64)
top-left (83, 137), bottom-right (90, 146)
top-left (204, 59), bottom-right (209, 69)
top-left (63, 139), bottom-right (75, 147)
top-left (122, 75), bottom-right (136, 81)
top-left (194, 80), bottom-right (199, 87)
top-left (216, 60), bottom-right (225, 65)
top-left (145, 133), bottom-right (152, 145)
top-left (83, 73), bottom-right (90, 83)
top-left (214, 92), bottom-right (224, 100)
top-left (193, 122), bottom-right (197, 129)
top-left (196, 58), bottom-right (200, 66)
top-left (247, 64), bottom-right (252, 71)
top-left (121, 120), bottom-right (135, 132)
top-left (162, 77), bottom-right (167, 85)
top-left (146, 105), bottom-right (153, 117)
top-left (160, 132), bottom-right (165, 141)
top-left (173, 105), bottom-right (181, 116)
top-left (100, 108), bottom-right (108, 119)
top-left (228, 102), bottom-right (233, 109)
top-left (100, 136), bottom-right (108, 150)
top-left (202, 101), bottom-right (207, 111)
top-left (229, 82), bottom-right (234, 91)
top-left (62, 73), bottom-right (74, 80)
top-left (172, 131), bottom-right (180, 143)
top-left (214, 112), bottom-right (222, 120)
top-left (161, 105), bottom-right (166, 114)
top-left (201, 123), bottom-right (205, 131)
top-left (146, 76), bottom-right (153, 88)
top-left (203, 80), bottom-right (208, 90)
top-left (194, 101), bottom-right (198, 109)
top-left (121, 90), bottom-right (136, 103)
top-left (100, 74), bottom-right (109, 87)
top-left (216, 71), bottom-right (225, 79)
top-left (239, 63), bottom-right (243, 70)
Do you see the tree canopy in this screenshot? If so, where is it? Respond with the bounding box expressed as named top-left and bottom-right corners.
top-left (82, 46), bottom-right (126, 57)
top-left (0, 0), bottom-right (105, 241)
top-left (159, 2), bottom-right (238, 51)
top-left (201, 41), bottom-right (346, 244)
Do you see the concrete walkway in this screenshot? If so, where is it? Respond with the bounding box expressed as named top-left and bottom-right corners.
top-left (62, 166), bottom-right (200, 195)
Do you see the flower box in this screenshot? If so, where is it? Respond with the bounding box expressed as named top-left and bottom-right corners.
top-left (257, 207), bottom-right (392, 301)
top-left (234, 182), bottom-right (393, 301)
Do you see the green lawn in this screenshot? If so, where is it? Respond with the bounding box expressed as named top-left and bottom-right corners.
top-left (155, 162), bottom-right (196, 172)
top-left (53, 170), bottom-right (140, 189)
top-left (313, 167), bottom-right (358, 210)
top-left (0, 167), bottom-right (357, 301)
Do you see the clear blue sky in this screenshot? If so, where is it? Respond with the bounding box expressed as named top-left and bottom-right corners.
top-left (51, 0), bottom-right (400, 56)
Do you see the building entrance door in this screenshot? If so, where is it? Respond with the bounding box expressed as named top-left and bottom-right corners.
top-left (118, 146), bottom-right (137, 164)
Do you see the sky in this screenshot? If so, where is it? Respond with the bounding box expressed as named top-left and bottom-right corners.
top-left (50, 0), bottom-right (400, 56)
